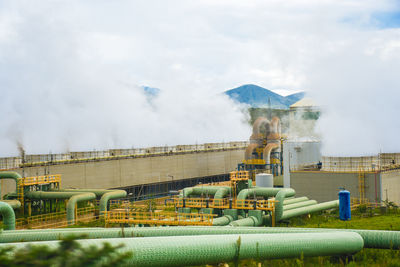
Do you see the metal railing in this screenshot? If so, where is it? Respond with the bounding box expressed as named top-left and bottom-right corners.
top-left (174, 197), bottom-right (277, 211)
top-left (350, 197), bottom-right (382, 210)
top-left (105, 210), bottom-right (215, 226)
top-left (230, 170), bottom-right (250, 181)
top-left (14, 206), bottom-right (98, 229)
top-left (290, 153), bottom-right (400, 173)
top-left (242, 159), bottom-right (266, 165)
top-left (0, 141), bottom-right (248, 170)
top-left (19, 175), bottom-right (61, 186)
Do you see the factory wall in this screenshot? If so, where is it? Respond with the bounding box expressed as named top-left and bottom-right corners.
top-left (283, 141), bottom-right (321, 188)
top-left (290, 171), bottom-right (381, 203)
top-left (1, 149), bottom-right (244, 196)
top-left (381, 170), bottom-right (400, 205)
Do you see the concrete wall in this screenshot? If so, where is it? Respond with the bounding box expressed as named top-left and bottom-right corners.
top-left (381, 170), bottom-right (400, 205)
top-left (290, 171), bottom-right (381, 203)
top-left (1, 149), bottom-right (245, 196)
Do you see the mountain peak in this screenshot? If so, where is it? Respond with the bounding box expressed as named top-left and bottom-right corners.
top-left (225, 84), bottom-right (304, 109)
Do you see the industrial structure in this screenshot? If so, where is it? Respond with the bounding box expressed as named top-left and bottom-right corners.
top-left (1, 114), bottom-right (400, 266)
top-left (0, 171), bottom-right (126, 230)
top-left (242, 116), bottom-right (283, 177)
top-left (288, 153), bottom-right (400, 205)
top-left (0, 142), bottom-right (247, 200)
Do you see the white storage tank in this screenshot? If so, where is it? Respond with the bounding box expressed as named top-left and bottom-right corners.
top-left (256, 173), bottom-right (274, 187)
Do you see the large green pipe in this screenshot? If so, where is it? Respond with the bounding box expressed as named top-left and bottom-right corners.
top-left (57, 189), bottom-right (127, 214)
top-left (1, 226), bottom-right (399, 249)
top-left (0, 200), bottom-right (21, 210)
top-left (283, 197), bottom-right (309, 205)
top-left (235, 187), bottom-right (296, 224)
top-left (229, 216), bottom-right (262, 227)
top-left (274, 189), bottom-right (297, 223)
top-left (181, 186), bottom-right (230, 198)
top-left (280, 200), bottom-right (339, 221)
top-left (99, 190), bottom-right (127, 214)
top-left (236, 187), bottom-right (285, 200)
top-left (0, 171), bottom-right (21, 195)
top-left (283, 200), bottom-right (318, 211)
top-left (66, 193), bottom-right (96, 224)
top-left (25, 191), bottom-right (96, 224)
top-left (214, 187), bottom-right (231, 199)
top-left (0, 201), bottom-right (16, 230)
top-left (25, 191), bottom-right (84, 199)
top-left (212, 215), bottom-right (234, 226)
top-left (0, 232), bottom-right (364, 266)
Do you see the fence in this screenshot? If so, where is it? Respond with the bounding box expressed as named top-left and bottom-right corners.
top-left (105, 210), bottom-right (215, 226)
top-left (291, 153), bottom-right (400, 172)
top-left (14, 206), bottom-right (98, 229)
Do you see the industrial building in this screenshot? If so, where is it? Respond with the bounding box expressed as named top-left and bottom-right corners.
top-left (289, 154), bottom-right (400, 205)
top-left (0, 142), bottom-right (247, 199)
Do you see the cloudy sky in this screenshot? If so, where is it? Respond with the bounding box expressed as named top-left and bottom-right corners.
top-left (0, 0), bottom-right (399, 156)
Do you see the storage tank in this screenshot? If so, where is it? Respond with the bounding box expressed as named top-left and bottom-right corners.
top-left (256, 173), bottom-right (274, 187)
top-left (339, 189), bottom-right (351, 221)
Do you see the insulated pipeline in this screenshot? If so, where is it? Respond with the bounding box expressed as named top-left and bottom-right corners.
top-left (1, 226), bottom-right (399, 249)
top-left (212, 215), bottom-right (234, 226)
top-left (0, 171), bottom-right (21, 195)
top-left (66, 193), bottom-right (96, 224)
top-left (283, 197), bottom-right (309, 205)
top-left (0, 200), bottom-right (21, 210)
top-left (283, 200), bottom-right (318, 211)
top-left (274, 189), bottom-right (297, 222)
top-left (54, 189), bottom-right (127, 214)
top-left (25, 191), bottom-right (96, 224)
top-left (280, 200), bottom-right (339, 221)
top-left (0, 232), bottom-right (364, 267)
top-left (0, 201), bottom-right (16, 230)
top-left (229, 216), bottom-right (262, 227)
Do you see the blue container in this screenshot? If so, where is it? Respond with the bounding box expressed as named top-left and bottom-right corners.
top-left (339, 190), bottom-right (351, 221)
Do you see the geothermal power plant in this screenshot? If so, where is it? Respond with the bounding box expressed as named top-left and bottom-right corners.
top-left (0, 100), bottom-right (399, 266)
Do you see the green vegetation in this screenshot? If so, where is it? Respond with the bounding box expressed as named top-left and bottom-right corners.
top-left (0, 237), bottom-right (131, 267)
top-left (284, 207), bottom-right (400, 231)
top-left (206, 208), bottom-right (400, 267)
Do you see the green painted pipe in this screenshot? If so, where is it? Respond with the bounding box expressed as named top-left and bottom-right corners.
top-left (180, 187), bottom-right (193, 198)
top-left (0, 201), bottom-right (16, 230)
top-left (235, 188), bottom-right (295, 224)
top-left (25, 191), bottom-right (84, 199)
top-left (0, 200), bottom-right (21, 210)
top-left (99, 190), bottom-right (127, 214)
top-left (283, 197), bottom-right (309, 205)
top-left (236, 187), bottom-right (283, 200)
top-left (0, 171), bottom-right (21, 195)
top-left (214, 187), bottom-right (231, 200)
top-left (0, 232), bottom-right (364, 266)
top-left (1, 226), bottom-right (399, 249)
top-left (212, 215), bottom-right (234, 226)
top-left (229, 216), bottom-right (262, 227)
top-left (25, 191), bottom-right (96, 225)
top-left (57, 189), bottom-right (127, 214)
top-left (66, 193), bottom-right (96, 224)
top-left (280, 200), bottom-right (339, 221)
top-left (181, 186), bottom-right (231, 198)
top-left (283, 200), bottom-right (318, 211)
top-left (274, 189), bottom-right (297, 223)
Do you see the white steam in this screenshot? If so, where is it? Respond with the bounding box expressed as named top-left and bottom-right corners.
top-left (0, 3), bottom-right (250, 156)
top-left (1, 1), bottom-right (400, 157)
top-left (307, 30), bottom-right (400, 156)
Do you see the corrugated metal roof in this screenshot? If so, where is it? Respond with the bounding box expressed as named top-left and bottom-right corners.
top-left (290, 97), bottom-right (317, 108)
